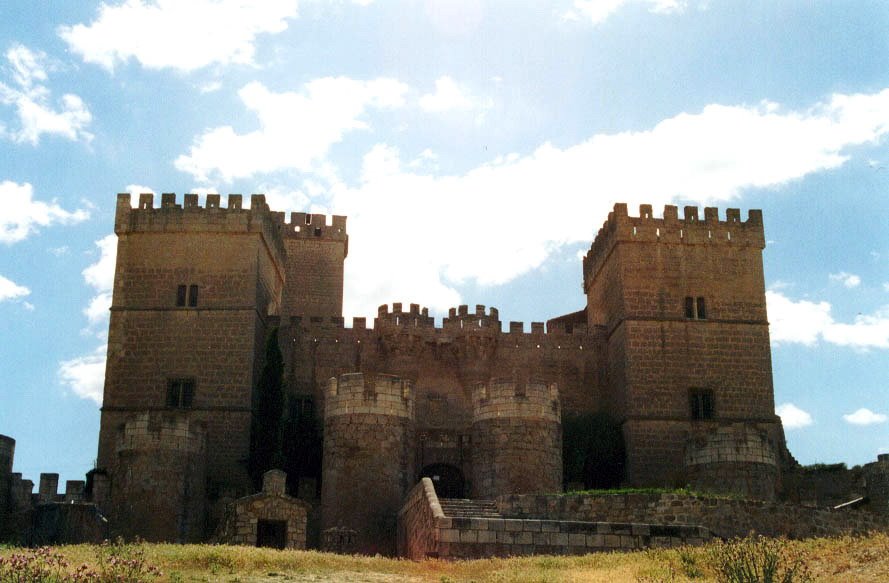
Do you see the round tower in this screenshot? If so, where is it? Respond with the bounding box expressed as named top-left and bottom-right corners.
top-left (470, 375), bottom-right (562, 498)
top-left (321, 373), bottom-right (415, 555)
top-left (111, 412), bottom-right (207, 542)
top-left (0, 435), bottom-right (14, 515)
top-left (684, 423), bottom-right (778, 500)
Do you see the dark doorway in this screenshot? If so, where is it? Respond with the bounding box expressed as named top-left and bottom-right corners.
top-left (256, 519), bottom-right (287, 549)
top-left (420, 464), bottom-right (465, 498)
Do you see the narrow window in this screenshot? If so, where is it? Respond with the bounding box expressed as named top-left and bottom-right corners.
top-left (188, 285), bottom-right (199, 307)
top-left (696, 297), bottom-right (707, 320)
top-left (176, 285), bottom-right (187, 307)
top-left (684, 296), bottom-right (695, 319)
top-left (689, 389), bottom-right (714, 420)
top-left (167, 378), bottom-right (196, 408)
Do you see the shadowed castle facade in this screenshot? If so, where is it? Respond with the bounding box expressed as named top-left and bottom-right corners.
top-left (92, 192), bottom-right (790, 552)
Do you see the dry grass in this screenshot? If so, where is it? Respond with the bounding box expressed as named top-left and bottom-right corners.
top-left (4, 532), bottom-right (889, 582)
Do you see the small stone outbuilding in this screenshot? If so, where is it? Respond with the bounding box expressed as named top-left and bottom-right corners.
top-left (215, 470), bottom-right (308, 549)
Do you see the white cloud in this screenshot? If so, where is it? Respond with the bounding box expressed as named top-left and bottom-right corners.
top-left (0, 44), bottom-right (93, 145)
top-left (767, 290), bottom-right (889, 350)
top-left (58, 345), bottom-right (106, 404)
top-left (418, 76), bottom-right (493, 113)
top-left (776, 403), bottom-right (813, 429)
top-left (0, 274), bottom-right (30, 302)
top-left (59, 234), bottom-right (117, 405)
top-left (310, 88), bottom-right (889, 317)
top-left (565, 0), bottom-right (688, 24)
top-left (0, 181), bottom-right (90, 244)
top-left (175, 77), bottom-right (408, 182)
top-left (882, 282), bottom-right (889, 293)
top-left (58, 0), bottom-right (299, 72)
top-left (81, 235), bottom-right (117, 328)
top-left (843, 408), bottom-right (888, 426)
top-left (829, 271), bottom-right (861, 288)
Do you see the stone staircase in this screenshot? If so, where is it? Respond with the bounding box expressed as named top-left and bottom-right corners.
top-left (438, 498), bottom-right (501, 519)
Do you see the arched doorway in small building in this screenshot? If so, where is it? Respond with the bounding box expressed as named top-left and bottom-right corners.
top-left (419, 464), bottom-right (465, 499)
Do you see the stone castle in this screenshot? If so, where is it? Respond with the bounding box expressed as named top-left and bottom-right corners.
top-left (7, 192), bottom-right (886, 555)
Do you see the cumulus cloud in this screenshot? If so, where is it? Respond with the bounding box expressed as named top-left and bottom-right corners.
top-left (302, 88), bottom-right (889, 317)
top-left (0, 44), bottom-right (93, 145)
top-left (829, 271), bottom-right (861, 288)
top-left (58, 234), bottom-right (117, 405)
top-left (843, 408), bottom-right (888, 426)
top-left (767, 290), bottom-right (889, 350)
top-left (776, 403), bottom-right (813, 429)
top-left (0, 274), bottom-right (30, 302)
top-left (418, 75), bottom-right (493, 113)
top-left (175, 77), bottom-right (408, 182)
top-left (565, 0), bottom-right (688, 24)
top-left (0, 181), bottom-right (89, 244)
top-left (58, 0), bottom-right (298, 72)
top-left (58, 345), bottom-right (106, 404)
top-left (81, 235), bottom-right (117, 329)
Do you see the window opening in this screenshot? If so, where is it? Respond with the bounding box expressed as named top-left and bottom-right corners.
top-left (167, 378), bottom-right (195, 408)
top-left (684, 296), bottom-right (707, 320)
top-left (176, 285), bottom-right (187, 307)
top-left (188, 285), bottom-right (199, 307)
top-left (689, 388), bottom-right (714, 420)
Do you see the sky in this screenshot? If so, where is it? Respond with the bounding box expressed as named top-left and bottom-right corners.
top-left (1, 0), bottom-right (888, 487)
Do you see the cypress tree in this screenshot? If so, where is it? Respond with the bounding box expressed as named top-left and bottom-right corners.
top-left (249, 327), bottom-right (285, 490)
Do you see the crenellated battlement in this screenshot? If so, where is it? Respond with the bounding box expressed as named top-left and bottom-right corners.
top-left (375, 303), bottom-right (435, 329)
top-left (115, 411), bottom-right (206, 455)
top-left (114, 192), bottom-right (287, 261)
top-left (472, 375), bottom-right (561, 423)
top-left (325, 373), bottom-right (414, 419)
top-left (583, 203), bottom-right (765, 292)
top-left (271, 211), bottom-right (348, 243)
top-left (443, 304), bottom-right (500, 332)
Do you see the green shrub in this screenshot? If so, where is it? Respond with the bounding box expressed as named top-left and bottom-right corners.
top-left (708, 535), bottom-right (811, 583)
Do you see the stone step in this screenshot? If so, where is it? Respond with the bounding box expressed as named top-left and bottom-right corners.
top-left (438, 498), bottom-right (501, 518)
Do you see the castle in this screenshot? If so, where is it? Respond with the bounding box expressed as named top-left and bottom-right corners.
top-left (2, 193), bottom-right (809, 552)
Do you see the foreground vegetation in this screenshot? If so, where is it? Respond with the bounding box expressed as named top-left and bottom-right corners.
top-left (3, 532), bottom-right (889, 582)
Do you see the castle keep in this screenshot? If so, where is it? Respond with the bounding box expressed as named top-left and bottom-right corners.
top-left (12, 193), bottom-right (797, 551)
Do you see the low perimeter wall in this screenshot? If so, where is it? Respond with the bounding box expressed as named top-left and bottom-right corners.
top-left (397, 479), bottom-right (710, 560)
top-left (498, 492), bottom-right (889, 540)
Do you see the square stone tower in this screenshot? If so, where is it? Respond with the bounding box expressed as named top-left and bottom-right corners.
top-left (583, 203), bottom-right (784, 496)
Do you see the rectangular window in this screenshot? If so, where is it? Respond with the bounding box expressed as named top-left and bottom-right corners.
top-left (188, 285), bottom-right (199, 307)
top-left (689, 388), bottom-right (714, 420)
top-left (176, 285), bottom-right (187, 307)
top-left (684, 296), bottom-right (707, 319)
top-left (167, 378), bottom-right (195, 408)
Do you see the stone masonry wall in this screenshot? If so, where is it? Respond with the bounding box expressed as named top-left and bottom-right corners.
top-left (321, 373), bottom-right (415, 555)
top-left (397, 479), bottom-right (710, 560)
top-left (498, 492), bottom-right (889, 540)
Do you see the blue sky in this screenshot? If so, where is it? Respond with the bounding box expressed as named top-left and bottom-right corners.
top-left (1, 0), bottom-right (888, 486)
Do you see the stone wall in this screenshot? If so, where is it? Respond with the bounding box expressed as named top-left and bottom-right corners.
top-left (396, 479), bottom-right (711, 560)
top-left (396, 478), bottom-right (442, 559)
top-left (498, 492), bottom-right (889, 539)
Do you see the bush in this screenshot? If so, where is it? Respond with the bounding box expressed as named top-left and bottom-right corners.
top-left (708, 535), bottom-right (811, 583)
top-left (0, 539), bottom-right (161, 583)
